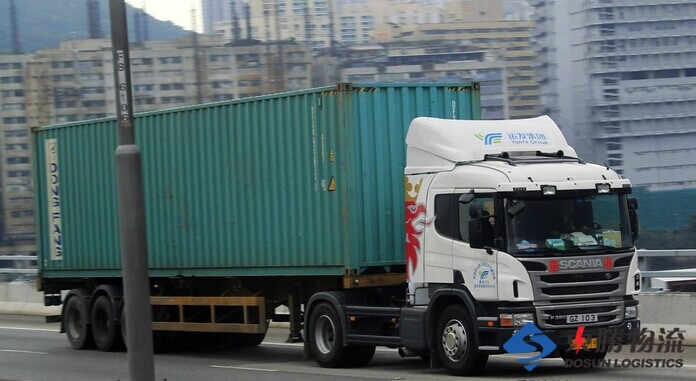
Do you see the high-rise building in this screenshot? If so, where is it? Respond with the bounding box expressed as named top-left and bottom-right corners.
top-left (0, 53), bottom-right (32, 243)
top-left (373, 19), bottom-right (540, 119)
top-left (531, 0), bottom-right (696, 192)
top-left (204, 0), bottom-right (446, 50)
top-left (0, 35), bottom-right (312, 244)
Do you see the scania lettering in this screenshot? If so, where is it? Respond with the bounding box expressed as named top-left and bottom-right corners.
top-left (33, 83), bottom-right (639, 377)
top-left (557, 258), bottom-right (607, 270)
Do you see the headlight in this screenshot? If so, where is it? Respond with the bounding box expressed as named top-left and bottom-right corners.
top-left (625, 305), bottom-right (638, 319)
top-left (541, 185), bottom-right (557, 195)
top-left (500, 312), bottom-right (535, 327)
top-left (596, 183), bottom-right (611, 193)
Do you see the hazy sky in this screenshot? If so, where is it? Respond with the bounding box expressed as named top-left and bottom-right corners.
top-left (125, 0), bottom-right (202, 32)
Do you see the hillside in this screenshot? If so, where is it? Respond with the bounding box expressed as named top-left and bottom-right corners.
top-left (0, 0), bottom-right (189, 53)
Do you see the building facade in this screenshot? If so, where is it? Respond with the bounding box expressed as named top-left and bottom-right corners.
top-left (531, 0), bottom-right (696, 192)
top-left (0, 35), bottom-right (312, 244)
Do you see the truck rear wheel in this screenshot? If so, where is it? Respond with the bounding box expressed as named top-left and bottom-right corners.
top-left (435, 304), bottom-right (488, 376)
top-left (91, 295), bottom-right (122, 351)
top-left (64, 295), bottom-right (93, 350)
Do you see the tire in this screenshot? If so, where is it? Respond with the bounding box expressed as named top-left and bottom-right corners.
top-left (308, 303), bottom-right (350, 368)
top-left (435, 304), bottom-right (488, 376)
top-left (344, 345), bottom-right (376, 367)
top-left (91, 295), bottom-right (122, 351)
top-left (64, 295), bottom-right (94, 350)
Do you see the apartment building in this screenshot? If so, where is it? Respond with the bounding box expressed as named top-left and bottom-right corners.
top-left (0, 35), bottom-right (312, 244)
top-left (531, 0), bottom-right (696, 192)
top-left (373, 20), bottom-right (540, 119)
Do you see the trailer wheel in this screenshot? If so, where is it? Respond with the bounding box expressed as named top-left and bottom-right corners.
top-left (435, 304), bottom-right (488, 376)
top-left (91, 295), bottom-right (122, 351)
top-left (64, 295), bottom-right (93, 350)
top-left (308, 303), bottom-right (350, 367)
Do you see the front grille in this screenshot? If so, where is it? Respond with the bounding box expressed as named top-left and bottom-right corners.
top-left (522, 254), bottom-right (633, 329)
top-left (539, 300), bottom-right (624, 328)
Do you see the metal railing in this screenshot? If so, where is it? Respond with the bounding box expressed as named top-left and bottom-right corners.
top-left (637, 249), bottom-right (696, 278)
top-left (1, 250), bottom-right (695, 283)
top-left (0, 255), bottom-right (38, 276)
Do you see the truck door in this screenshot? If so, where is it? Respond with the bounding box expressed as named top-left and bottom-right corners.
top-left (452, 191), bottom-right (499, 301)
top-left (424, 189), bottom-right (456, 284)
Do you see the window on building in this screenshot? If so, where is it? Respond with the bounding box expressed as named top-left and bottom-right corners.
top-left (131, 58), bottom-right (153, 65)
top-left (4, 130), bottom-right (28, 138)
top-left (160, 83), bottom-right (185, 91)
top-left (1, 89), bottom-right (24, 97)
top-left (158, 57), bottom-right (182, 64)
top-left (82, 100), bottom-right (106, 108)
top-left (51, 61), bottom-right (74, 69)
top-left (6, 157), bottom-right (30, 165)
top-left (1, 103), bottom-right (24, 111)
top-left (8, 170), bottom-right (31, 178)
top-left (210, 54), bottom-right (230, 63)
top-left (0, 62), bottom-right (22, 70)
top-left (2, 117), bottom-right (26, 124)
top-left (10, 210), bottom-right (34, 218)
top-left (0, 76), bottom-right (23, 84)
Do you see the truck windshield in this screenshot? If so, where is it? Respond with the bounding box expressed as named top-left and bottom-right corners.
top-left (505, 193), bottom-right (633, 256)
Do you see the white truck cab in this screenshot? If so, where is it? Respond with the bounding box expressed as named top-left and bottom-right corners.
top-left (402, 116), bottom-right (640, 375)
top-left (307, 115), bottom-right (640, 377)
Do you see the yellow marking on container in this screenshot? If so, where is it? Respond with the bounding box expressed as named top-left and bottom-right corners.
top-left (328, 177), bottom-right (336, 191)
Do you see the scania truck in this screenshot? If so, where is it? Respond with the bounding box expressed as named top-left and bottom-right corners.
top-left (33, 83), bottom-right (640, 376)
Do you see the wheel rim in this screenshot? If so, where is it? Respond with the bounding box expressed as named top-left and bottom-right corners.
top-left (314, 314), bottom-right (336, 355)
top-left (441, 318), bottom-right (467, 362)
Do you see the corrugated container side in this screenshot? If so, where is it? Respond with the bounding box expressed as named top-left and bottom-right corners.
top-left (340, 83), bottom-right (480, 271)
top-left (34, 83), bottom-right (480, 279)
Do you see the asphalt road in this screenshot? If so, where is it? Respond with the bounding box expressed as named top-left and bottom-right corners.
top-left (1, 314), bottom-right (694, 381)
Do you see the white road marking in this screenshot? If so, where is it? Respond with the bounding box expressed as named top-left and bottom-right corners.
top-left (210, 365), bottom-right (278, 372)
top-left (1, 349), bottom-right (48, 355)
top-left (0, 326), bottom-right (59, 333)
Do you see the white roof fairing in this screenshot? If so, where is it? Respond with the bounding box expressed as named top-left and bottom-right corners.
top-left (405, 116), bottom-right (577, 174)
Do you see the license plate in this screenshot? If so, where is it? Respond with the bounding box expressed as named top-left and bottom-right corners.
top-left (566, 313), bottom-right (598, 323)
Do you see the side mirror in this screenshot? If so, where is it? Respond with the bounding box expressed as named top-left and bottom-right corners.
top-left (628, 197), bottom-right (639, 242)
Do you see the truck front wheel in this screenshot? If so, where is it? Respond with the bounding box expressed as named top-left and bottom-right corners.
top-left (309, 303), bottom-right (349, 367)
top-left (64, 295), bottom-right (93, 350)
top-left (435, 304), bottom-right (488, 376)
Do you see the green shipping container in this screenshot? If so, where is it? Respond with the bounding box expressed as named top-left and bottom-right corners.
top-left (33, 83), bottom-right (481, 281)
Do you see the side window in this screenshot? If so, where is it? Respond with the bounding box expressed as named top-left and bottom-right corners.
top-left (434, 194), bottom-right (458, 240)
top-left (435, 194), bottom-right (495, 242)
top-left (459, 197), bottom-right (495, 242)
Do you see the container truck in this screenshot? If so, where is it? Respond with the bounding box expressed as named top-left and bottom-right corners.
top-left (33, 82), bottom-right (640, 376)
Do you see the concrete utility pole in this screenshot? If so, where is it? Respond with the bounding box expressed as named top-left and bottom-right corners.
top-left (108, 1), bottom-right (155, 380)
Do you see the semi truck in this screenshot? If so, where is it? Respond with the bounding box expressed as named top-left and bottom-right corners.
top-left (33, 82), bottom-right (640, 376)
